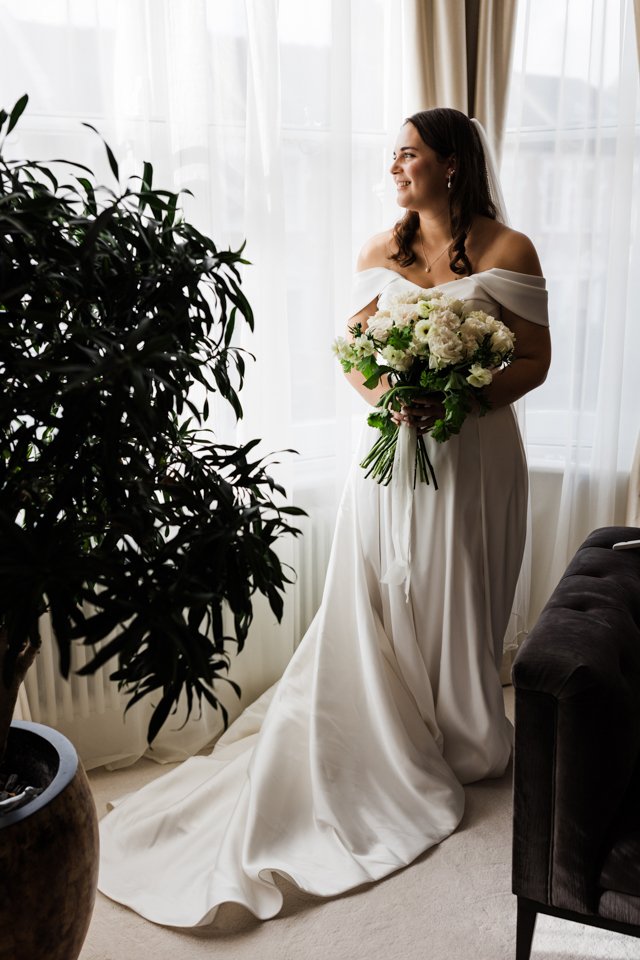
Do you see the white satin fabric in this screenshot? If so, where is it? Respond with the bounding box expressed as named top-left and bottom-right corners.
top-left (355, 269), bottom-right (549, 602)
top-left (349, 267), bottom-right (548, 324)
top-left (98, 269), bottom-right (548, 927)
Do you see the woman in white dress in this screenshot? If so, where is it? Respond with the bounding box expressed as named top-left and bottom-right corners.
top-left (97, 109), bottom-right (551, 927)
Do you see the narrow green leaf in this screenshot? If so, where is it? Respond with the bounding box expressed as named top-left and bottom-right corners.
top-left (142, 161), bottom-right (153, 190)
top-left (147, 692), bottom-right (175, 745)
top-left (7, 94), bottom-right (29, 135)
top-left (81, 121), bottom-right (119, 182)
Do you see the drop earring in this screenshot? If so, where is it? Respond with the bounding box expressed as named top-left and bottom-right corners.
top-left (447, 171), bottom-right (454, 190)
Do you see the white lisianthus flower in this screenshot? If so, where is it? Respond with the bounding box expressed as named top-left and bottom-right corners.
top-left (466, 363), bottom-right (493, 388)
top-left (464, 309), bottom-right (497, 334)
top-left (332, 337), bottom-right (357, 365)
top-left (461, 315), bottom-right (487, 337)
top-left (409, 338), bottom-right (430, 358)
top-left (413, 317), bottom-right (431, 342)
top-left (459, 317), bottom-right (486, 359)
top-left (430, 308), bottom-right (462, 332)
top-left (366, 311), bottom-right (395, 342)
top-left (426, 327), bottom-right (464, 369)
top-left (381, 345), bottom-right (413, 372)
top-left (389, 302), bottom-right (419, 326)
top-left (353, 334), bottom-right (376, 357)
top-left (388, 289), bottom-right (423, 305)
top-left (490, 325), bottom-right (514, 355)
top-left (459, 326), bottom-right (481, 359)
top-left (333, 282), bottom-right (514, 485)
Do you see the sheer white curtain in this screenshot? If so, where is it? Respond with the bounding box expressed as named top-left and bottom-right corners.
top-left (501, 0), bottom-right (640, 620)
top-left (0, 0), bottom-right (415, 766)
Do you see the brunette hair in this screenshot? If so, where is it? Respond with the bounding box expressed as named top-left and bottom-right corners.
top-left (389, 108), bottom-right (497, 276)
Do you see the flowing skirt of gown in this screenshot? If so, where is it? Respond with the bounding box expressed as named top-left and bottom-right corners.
top-left (98, 405), bottom-right (527, 926)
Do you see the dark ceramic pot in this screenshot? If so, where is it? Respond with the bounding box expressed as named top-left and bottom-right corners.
top-left (0, 721), bottom-right (99, 960)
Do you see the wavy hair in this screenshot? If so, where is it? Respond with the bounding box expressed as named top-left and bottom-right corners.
top-left (389, 108), bottom-right (497, 276)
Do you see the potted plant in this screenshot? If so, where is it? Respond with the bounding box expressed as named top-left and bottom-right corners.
top-left (0, 95), bottom-right (302, 960)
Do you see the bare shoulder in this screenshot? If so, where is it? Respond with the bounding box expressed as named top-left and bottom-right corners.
top-left (356, 230), bottom-right (395, 271)
top-left (483, 222), bottom-right (543, 277)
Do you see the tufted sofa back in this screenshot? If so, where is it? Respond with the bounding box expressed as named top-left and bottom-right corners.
top-left (512, 526), bottom-right (640, 920)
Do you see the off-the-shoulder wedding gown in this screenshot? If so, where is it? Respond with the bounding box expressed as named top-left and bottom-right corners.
top-left (98, 268), bottom-right (549, 926)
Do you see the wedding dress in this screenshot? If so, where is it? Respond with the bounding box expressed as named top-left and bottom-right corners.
top-left (98, 266), bottom-right (549, 927)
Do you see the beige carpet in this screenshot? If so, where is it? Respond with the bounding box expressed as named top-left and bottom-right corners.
top-left (80, 689), bottom-right (638, 960)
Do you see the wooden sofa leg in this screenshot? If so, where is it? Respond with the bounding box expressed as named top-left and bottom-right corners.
top-left (516, 898), bottom-right (537, 960)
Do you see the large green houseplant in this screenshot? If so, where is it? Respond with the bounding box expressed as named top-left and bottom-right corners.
top-left (0, 94), bottom-right (302, 758)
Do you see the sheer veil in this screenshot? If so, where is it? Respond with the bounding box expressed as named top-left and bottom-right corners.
top-left (470, 118), bottom-right (510, 226)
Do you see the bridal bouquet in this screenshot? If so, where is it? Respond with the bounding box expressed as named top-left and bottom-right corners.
top-left (333, 288), bottom-right (515, 487)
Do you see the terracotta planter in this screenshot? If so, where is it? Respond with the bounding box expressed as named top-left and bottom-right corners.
top-left (0, 721), bottom-right (99, 960)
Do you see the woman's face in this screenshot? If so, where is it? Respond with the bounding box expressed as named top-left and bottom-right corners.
top-left (389, 122), bottom-right (450, 211)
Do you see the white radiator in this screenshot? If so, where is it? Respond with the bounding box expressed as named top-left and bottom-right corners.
top-left (24, 614), bottom-right (122, 727)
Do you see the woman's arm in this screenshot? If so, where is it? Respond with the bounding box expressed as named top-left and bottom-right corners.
top-left (343, 233), bottom-right (395, 405)
top-left (343, 296), bottom-right (390, 405)
top-left (483, 308), bottom-right (551, 409)
top-left (396, 231), bottom-right (551, 432)
top-left (391, 310), bottom-right (550, 435)
top-left (480, 229), bottom-right (551, 409)
top-left (344, 229), bottom-right (551, 419)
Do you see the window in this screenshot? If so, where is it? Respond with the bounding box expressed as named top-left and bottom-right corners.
top-left (501, 0), bottom-right (640, 468)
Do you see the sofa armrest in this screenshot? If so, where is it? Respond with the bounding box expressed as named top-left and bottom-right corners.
top-left (512, 527), bottom-right (640, 914)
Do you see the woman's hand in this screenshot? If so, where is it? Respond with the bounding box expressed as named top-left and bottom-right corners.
top-left (391, 393), bottom-right (445, 436)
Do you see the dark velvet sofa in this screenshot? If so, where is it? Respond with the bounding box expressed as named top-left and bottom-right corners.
top-left (511, 526), bottom-right (640, 959)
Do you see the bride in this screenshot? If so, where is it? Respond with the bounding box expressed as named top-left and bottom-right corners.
top-left (98, 108), bottom-right (551, 927)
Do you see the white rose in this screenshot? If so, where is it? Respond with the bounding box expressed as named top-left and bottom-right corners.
top-left (466, 363), bottom-right (493, 388)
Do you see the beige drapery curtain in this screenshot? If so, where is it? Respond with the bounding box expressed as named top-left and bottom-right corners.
top-left (402, 0), bottom-right (517, 158)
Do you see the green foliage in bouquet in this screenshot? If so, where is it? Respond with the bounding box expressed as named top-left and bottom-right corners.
top-left (334, 289), bottom-right (515, 487)
top-left (0, 94), bottom-right (303, 752)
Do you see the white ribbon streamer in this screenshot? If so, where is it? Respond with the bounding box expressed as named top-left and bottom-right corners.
top-left (381, 424), bottom-right (417, 601)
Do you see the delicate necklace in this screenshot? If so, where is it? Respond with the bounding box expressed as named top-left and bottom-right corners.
top-left (419, 227), bottom-right (451, 274)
